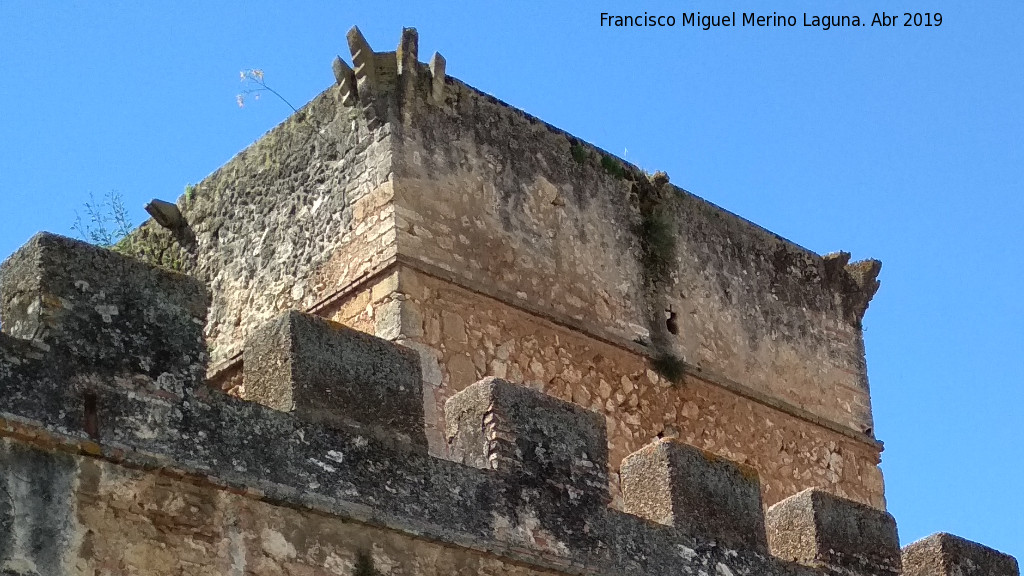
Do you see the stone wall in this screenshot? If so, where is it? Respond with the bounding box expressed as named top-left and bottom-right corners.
top-left (0, 233), bottom-right (1016, 575)
top-left (116, 28), bottom-right (879, 444)
top-left (390, 66), bottom-right (879, 438)
top-left (1, 440), bottom-right (564, 575)
top-left (390, 264), bottom-right (885, 509)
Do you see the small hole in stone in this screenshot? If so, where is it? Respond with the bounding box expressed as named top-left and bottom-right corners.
top-left (666, 310), bottom-right (679, 335)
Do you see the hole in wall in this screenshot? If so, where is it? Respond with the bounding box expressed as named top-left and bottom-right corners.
top-left (83, 391), bottom-right (99, 439)
top-left (665, 309), bottom-right (679, 335)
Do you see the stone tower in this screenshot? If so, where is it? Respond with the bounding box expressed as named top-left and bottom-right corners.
top-left (0, 26), bottom-right (1017, 575)
top-left (122, 27), bottom-right (884, 510)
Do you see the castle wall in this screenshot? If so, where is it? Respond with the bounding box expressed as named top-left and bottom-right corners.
top-left (390, 72), bottom-right (877, 438)
top-left (1, 440), bottom-right (559, 575)
top-left (0, 230), bottom-right (1014, 576)
top-left (392, 264), bottom-right (885, 509)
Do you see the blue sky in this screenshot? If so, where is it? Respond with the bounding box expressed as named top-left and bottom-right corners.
top-left (2, 0), bottom-right (1021, 559)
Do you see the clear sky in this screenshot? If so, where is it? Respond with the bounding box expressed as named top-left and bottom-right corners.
top-left (1, 0), bottom-right (1021, 560)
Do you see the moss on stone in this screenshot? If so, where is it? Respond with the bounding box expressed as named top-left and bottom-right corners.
top-left (570, 143), bottom-right (589, 165)
top-left (637, 207), bottom-right (676, 279)
top-left (630, 171), bottom-right (683, 381)
top-left (113, 221), bottom-right (191, 274)
top-left (632, 173), bottom-right (678, 287)
top-left (600, 154), bottom-right (627, 179)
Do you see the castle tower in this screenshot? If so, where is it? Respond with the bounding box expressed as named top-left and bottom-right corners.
top-left (1, 26), bottom-right (1018, 576)
top-left (121, 27), bottom-right (884, 510)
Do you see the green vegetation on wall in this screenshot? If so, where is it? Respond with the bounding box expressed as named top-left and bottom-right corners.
top-left (600, 154), bottom-right (627, 179)
top-left (71, 191), bottom-right (134, 249)
top-left (570, 142), bottom-right (589, 165)
top-left (567, 142), bottom-right (685, 384)
top-left (634, 171), bottom-right (685, 385)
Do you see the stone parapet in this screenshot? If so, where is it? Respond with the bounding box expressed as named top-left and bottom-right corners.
top-left (0, 232), bottom-right (208, 385)
top-left (621, 438), bottom-right (767, 552)
top-left (766, 488), bottom-right (901, 576)
top-left (902, 533), bottom-right (1019, 576)
top-left (445, 376), bottom-right (610, 509)
top-left (243, 309), bottom-right (427, 449)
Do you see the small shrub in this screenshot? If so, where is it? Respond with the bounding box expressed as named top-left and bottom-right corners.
top-left (650, 353), bottom-right (686, 385)
top-left (72, 190), bottom-right (134, 248)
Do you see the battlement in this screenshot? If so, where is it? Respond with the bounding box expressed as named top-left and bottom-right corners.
top-left (0, 234), bottom-right (1016, 574)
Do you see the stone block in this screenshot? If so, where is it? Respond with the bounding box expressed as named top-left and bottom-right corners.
top-left (347, 25), bottom-right (381, 128)
top-left (766, 488), bottom-right (901, 575)
top-left (429, 52), bottom-right (446, 103)
top-left (397, 27), bottom-right (418, 76)
top-left (902, 532), bottom-right (1019, 576)
top-left (332, 56), bottom-right (357, 106)
top-left (444, 376), bottom-right (609, 507)
top-left (243, 310), bottom-right (427, 448)
top-left (0, 233), bottom-right (208, 383)
top-left (620, 438), bottom-right (767, 552)
top-left (347, 26), bottom-right (376, 91)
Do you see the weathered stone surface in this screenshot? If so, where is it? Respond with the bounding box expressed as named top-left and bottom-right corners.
top-left (348, 25), bottom-right (383, 128)
top-left (402, 265), bottom-right (886, 510)
top-left (767, 488), bottom-right (901, 575)
top-left (0, 440), bottom-right (80, 575)
top-left (902, 532), bottom-right (1019, 576)
top-left (117, 70), bottom-right (394, 370)
top-left (621, 438), bottom-right (767, 552)
top-left (0, 303), bottom-right (817, 576)
top-left (55, 447), bottom-right (580, 576)
top-left (144, 198), bottom-right (185, 230)
top-left (0, 232), bottom-right (208, 384)
top-left (243, 309), bottom-right (426, 448)
top-left (445, 376), bottom-right (609, 508)
top-left (332, 55), bottom-right (357, 106)
top-left (429, 51), bottom-right (446, 102)
top-left (0, 341), bottom-right (825, 576)
top-left (389, 65), bottom-right (879, 439)
top-left (397, 27), bottom-right (418, 77)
